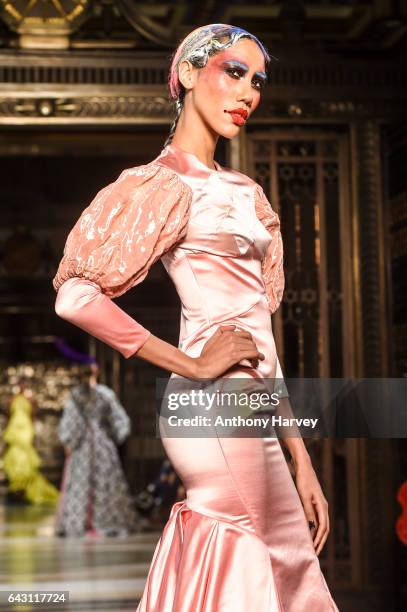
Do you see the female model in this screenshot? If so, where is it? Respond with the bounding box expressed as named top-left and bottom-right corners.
top-left (53, 24), bottom-right (339, 611)
top-left (3, 381), bottom-right (59, 505)
top-left (56, 363), bottom-right (137, 537)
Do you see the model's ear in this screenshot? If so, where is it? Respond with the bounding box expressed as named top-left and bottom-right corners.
top-left (178, 59), bottom-right (197, 91)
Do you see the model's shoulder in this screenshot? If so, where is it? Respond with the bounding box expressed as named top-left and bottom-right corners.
top-left (217, 163), bottom-right (258, 188)
top-left (223, 166), bottom-right (268, 198)
top-left (95, 383), bottom-right (113, 395)
top-left (115, 157), bottom-right (189, 186)
top-left (105, 159), bottom-right (192, 206)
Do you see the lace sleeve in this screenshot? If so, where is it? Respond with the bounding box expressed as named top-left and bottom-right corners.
top-left (53, 162), bottom-right (192, 358)
top-left (53, 162), bottom-right (192, 297)
top-left (253, 183), bottom-right (285, 314)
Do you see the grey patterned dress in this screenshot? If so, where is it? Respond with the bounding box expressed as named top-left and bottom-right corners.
top-left (56, 382), bottom-right (138, 536)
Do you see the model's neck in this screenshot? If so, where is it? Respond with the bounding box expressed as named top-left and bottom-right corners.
top-left (171, 109), bottom-right (219, 170)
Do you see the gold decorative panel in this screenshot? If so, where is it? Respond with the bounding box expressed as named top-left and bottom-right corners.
top-left (0, 0), bottom-right (91, 48)
top-left (249, 130), bottom-right (356, 379)
top-left (248, 129), bottom-right (362, 589)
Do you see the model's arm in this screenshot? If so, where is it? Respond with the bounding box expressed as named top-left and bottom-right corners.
top-left (55, 278), bottom-right (263, 379)
top-left (254, 183), bottom-right (330, 554)
top-left (271, 356), bottom-right (330, 554)
top-left (54, 164), bottom-right (264, 380)
top-left (254, 185), bottom-right (314, 464)
top-left (55, 277), bottom-right (199, 378)
top-left (254, 187), bottom-right (309, 461)
top-left (58, 393), bottom-right (86, 451)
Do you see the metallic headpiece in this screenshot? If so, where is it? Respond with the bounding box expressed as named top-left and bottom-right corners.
top-left (164, 24), bottom-right (272, 146)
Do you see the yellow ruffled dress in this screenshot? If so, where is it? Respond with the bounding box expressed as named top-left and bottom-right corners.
top-left (2, 393), bottom-right (59, 504)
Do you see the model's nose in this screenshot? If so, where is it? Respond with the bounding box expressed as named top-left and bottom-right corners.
top-left (236, 83), bottom-right (253, 109)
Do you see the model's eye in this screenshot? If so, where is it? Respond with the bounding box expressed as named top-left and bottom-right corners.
top-left (225, 67), bottom-right (244, 79)
top-left (252, 78), bottom-right (266, 90)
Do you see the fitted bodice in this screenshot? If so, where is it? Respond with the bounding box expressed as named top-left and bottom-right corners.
top-left (52, 140), bottom-right (284, 381)
top-left (157, 144), bottom-right (279, 378)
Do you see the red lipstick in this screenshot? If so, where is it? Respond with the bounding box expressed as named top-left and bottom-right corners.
top-left (226, 108), bottom-right (248, 126)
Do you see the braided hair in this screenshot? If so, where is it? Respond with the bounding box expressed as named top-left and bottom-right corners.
top-left (164, 24), bottom-right (271, 147)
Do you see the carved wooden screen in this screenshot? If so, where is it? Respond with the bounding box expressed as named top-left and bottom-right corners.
top-left (247, 129), bottom-right (361, 589)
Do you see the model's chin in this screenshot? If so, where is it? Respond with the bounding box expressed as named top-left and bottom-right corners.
top-left (217, 124), bottom-right (241, 140)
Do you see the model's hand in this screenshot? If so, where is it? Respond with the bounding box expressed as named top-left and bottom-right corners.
top-left (294, 461), bottom-right (330, 556)
top-left (195, 324), bottom-right (265, 379)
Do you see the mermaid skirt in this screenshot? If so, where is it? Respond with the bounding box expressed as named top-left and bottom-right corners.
top-left (137, 429), bottom-right (339, 611)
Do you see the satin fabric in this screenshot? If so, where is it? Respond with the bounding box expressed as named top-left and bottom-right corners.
top-left (52, 143), bottom-right (283, 359)
top-left (55, 277), bottom-right (151, 358)
top-left (52, 143), bottom-right (339, 610)
top-left (158, 144), bottom-right (285, 383)
top-left (136, 145), bottom-right (339, 611)
top-left (139, 435), bottom-right (338, 611)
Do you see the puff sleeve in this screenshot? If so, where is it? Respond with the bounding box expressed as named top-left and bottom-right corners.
top-left (253, 183), bottom-right (285, 314)
top-left (53, 162), bottom-right (192, 358)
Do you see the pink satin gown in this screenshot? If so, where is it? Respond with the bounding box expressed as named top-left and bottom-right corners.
top-left (53, 143), bottom-right (339, 611)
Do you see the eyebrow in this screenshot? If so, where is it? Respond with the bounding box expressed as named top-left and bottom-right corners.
top-left (222, 60), bottom-right (267, 81)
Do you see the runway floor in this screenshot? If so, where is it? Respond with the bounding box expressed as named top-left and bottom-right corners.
top-left (0, 504), bottom-right (159, 611)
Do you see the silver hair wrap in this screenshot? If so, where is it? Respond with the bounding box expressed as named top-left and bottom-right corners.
top-left (164, 24), bottom-right (271, 146)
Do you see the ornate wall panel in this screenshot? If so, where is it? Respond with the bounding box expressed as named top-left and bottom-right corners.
top-left (354, 121), bottom-right (390, 376)
top-left (247, 128), bottom-right (364, 591)
top-left (0, 1), bottom-right (406, 52)
top-left (0, 50), bottom-right (406, 125)
top-left (386, 123), bottom-right (407, 377)
top-left (248, 130), bottom-right (356, 378)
